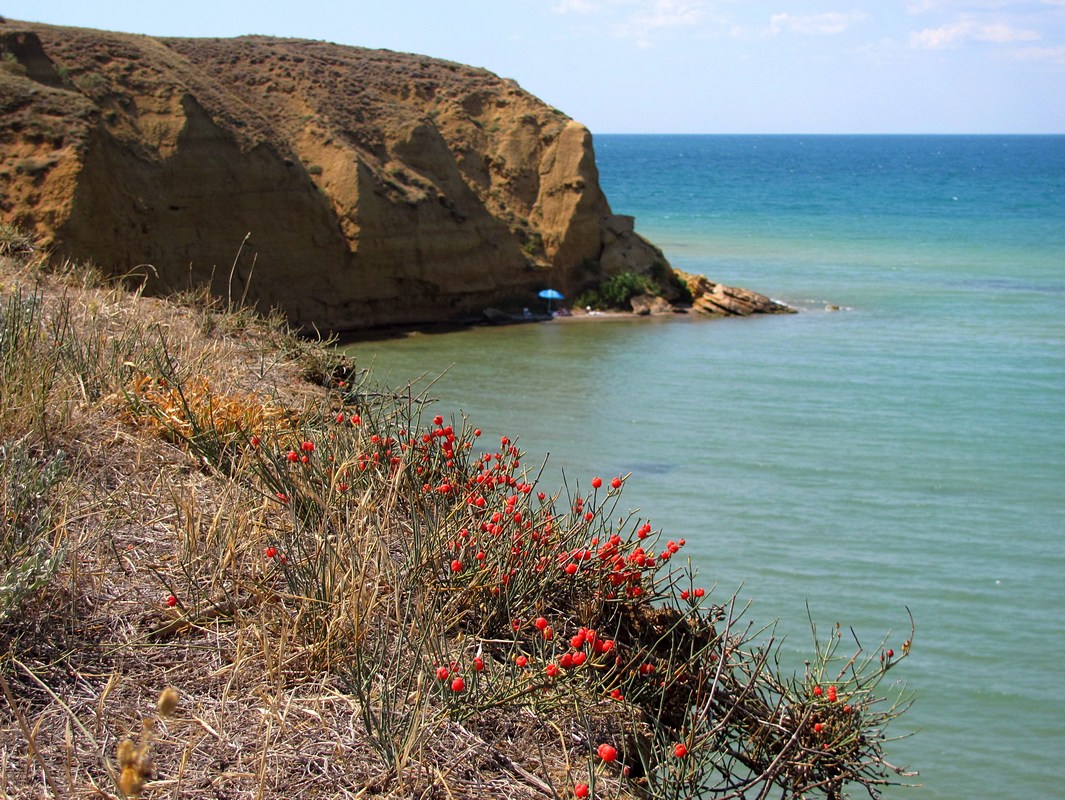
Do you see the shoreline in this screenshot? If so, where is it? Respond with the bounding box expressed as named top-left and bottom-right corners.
top-left (335, 307), bottom-right (678, 344)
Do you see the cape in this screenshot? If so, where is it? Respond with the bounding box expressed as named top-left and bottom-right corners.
top-left (1, 19), bottom-right (791, 329)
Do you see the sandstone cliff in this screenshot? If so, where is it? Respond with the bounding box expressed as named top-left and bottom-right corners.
top-left (1, 19), bottom-right (789, 330)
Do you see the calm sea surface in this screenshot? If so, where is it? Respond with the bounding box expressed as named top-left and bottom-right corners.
top-left (341, 135), bottom-right (1065, 799)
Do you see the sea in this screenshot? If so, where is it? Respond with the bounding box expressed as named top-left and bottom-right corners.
top-left (340, 135), bottom-right (1065, 799)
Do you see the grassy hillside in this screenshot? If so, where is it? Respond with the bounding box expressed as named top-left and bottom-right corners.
top-left (0, 226), bottom-right (912, 799)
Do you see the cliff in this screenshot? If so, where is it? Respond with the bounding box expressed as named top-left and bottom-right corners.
top-left (0, 19), bottom-right (790, 330)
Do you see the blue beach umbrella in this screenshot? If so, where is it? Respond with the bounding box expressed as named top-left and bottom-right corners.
top-left (538, 288), bottom-right (564, 313)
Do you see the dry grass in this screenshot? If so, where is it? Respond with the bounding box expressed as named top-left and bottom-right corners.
top-left (0, 231), bottom-right (915, 799)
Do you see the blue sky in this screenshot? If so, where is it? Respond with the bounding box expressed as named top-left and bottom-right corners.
top-left (7, 1), bottom-right (1065, 133)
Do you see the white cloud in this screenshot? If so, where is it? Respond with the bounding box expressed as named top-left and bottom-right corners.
top-left (768, 11), bottom-right (869, 36)
top-left (1010, 44), bottom-right (1065, 62)
top-left (551, 0), bottom-right (714, 47)
top-left (552, 0), bottom-right (707, 21)
top-left (978, 22), bottom-right (1044, 42)
top-left (909, 0), bottom-right (1065, 11)
top-left (552, 0), bottom-right (602, 13)
top-left (630, 0), bottom-right (707, 32)
top-left (909, 18), bottom-right (1041, 48)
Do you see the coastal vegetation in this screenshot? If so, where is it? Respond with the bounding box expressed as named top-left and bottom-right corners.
top-left (0, 227), bottom-right (913, 798)
top-left (575, 265), bottom-right (693, 312)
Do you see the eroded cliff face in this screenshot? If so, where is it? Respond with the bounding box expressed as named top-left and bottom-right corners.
top-left (1, 20), bottom-right (674, 329)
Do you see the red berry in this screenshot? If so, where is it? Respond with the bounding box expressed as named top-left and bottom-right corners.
top-left (693, 588), bottom-right (705, 598)
top-left (591, 476), bottom-right (603, 489)
top-left (287, 451), bottom-right (299, 462)
top-left (813, 722), bottom-right (823, 734)
top-left (166, 594), bottom-right (177, 607)
top-left (473, 656), bottom-right (484, 672)
top-left (265, 546), bottom-right (277, 559)
top-left (301, 441), bottom-right (315, 452)
top-left (534, 616), bottom-right (549, 631)
top-left (450, 676), bottom-right (465, 692)
top-left (436, 666), bottom-right (449, 681)
top-left (813, 685), bottom-right (823, 697)
top-left (545, 663), bottom-right (560, 678)
top-left (574, 784), bottom-right (589, 799)
top-left (450, 559), bottom-right (463, 572)
top-left (433, 415), bottom-right (443, 425)
top-left (886, 649), bottom-right (895, 658)
top-left (611, 477), bottom-right (622, 489)
top-left (673, 743), bottom-right (688, 758)
top-left (515, 655), bottom-right (528, 668)
top-left (597, 743), bottom-right (617, 762)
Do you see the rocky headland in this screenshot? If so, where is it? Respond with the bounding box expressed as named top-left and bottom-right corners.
top-left (0, 19), bottom-right (791, 331)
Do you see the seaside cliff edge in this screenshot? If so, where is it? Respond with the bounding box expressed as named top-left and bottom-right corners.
top-left (0, 18), bottom-right (792, 331)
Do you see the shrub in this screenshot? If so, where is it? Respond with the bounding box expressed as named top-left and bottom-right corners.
top-left (576, 271), bottom-right (652, 310)
top-left (0, 52), bottom-right (27, 77)
top-left (0, 223), bottom-right (38, 258)
top-left (175, 382), bottom-right (918, 797)
top-left (650, 260), bottom-right (694, 304)
top-left (576, 266), bottom-right (693, 311)
top-left (0, 440), bottom-right (66, 623)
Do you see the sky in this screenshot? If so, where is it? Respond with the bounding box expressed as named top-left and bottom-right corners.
top-left (6, 1), bottom-right (1065, 133)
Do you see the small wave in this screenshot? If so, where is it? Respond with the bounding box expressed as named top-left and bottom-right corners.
top-left (959, 279), bottom-right (1065, 294)
top-left (625, 462), bottom-right (676, 476)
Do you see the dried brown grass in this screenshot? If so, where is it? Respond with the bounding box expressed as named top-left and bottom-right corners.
top-left (0, 234), bottom-right (915, 800)
top-left (0, 249), bottom-right (621, 799)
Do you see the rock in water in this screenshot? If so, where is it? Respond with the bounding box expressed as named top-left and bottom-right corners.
top-left (684, 273), bottom-right (795, 317)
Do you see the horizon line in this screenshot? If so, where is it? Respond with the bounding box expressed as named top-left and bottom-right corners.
top-left (593, 131), bottom-right (1065, 137)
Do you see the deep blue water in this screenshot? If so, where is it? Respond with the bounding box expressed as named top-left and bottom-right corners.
top-left (344, 135), bottom-right (1065, 799)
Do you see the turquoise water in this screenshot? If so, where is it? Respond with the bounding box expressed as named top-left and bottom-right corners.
top-left (342, 135), bottom-right (1065, 799)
